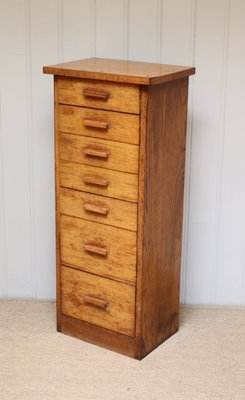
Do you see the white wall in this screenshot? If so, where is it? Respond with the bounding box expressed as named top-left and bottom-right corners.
top-left (0, 0), bottom-right (245, 305)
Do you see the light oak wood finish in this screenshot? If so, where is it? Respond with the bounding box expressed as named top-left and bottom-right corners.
top-left (61, 314), bottom-right (136, 358)
top-left (61, 266), bottom-right (135, 336)
top-left (83, 242), bottom-right (109, 257)
top-left (58, 105), bottom-right (139, 145)
top-left (43, 58), bottom-right (195, 86)
top-left (59, 132), bottom-right (139, 174)
top-left (139, 78), bottom-right (189, 358)
top-left (44, 58), bottom-right (195, 359)
top-left (83, 117), bottom-right (110, 130)
top-left (59, 160), bottom-right (138, 203)
top-left (83, 202), bottom-right (109, 215)
top-left (57, 77), bottom-right (140, 113)
top-left (60, 215), bottom-right (136, 284)
top-left (84, 295), bottom-right (109, 309)
top-left (60, 187), bottom-right (137, 231)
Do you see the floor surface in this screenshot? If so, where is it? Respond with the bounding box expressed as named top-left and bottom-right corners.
top-left (0, 300), bottom-right (244, 400)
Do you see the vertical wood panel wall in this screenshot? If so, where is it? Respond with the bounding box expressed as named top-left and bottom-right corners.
top-left (0, 0), bottom-right (245, 305)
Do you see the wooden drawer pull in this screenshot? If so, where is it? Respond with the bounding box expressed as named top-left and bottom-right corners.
top-left (83, 175), bottom-right (109, 187)
top-left (84, 295), bottom-right (109, 310)
top-left (84, 242), bottom-right (108, 257)
top-left (83, 202), bottom-right (109, 215)
top-left (83, 118), bottom-right (110, 130)
top-left (83, 88), bottom-right (110, 100)
top-left (83, 145), bottom-right (110, 159)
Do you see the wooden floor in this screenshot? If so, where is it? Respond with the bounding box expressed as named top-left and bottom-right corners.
top-left (0, 300), bottom-right (244, 400)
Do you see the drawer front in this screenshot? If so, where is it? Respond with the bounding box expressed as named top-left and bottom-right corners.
top-left (60, 188), bottom-right (137, 231)
top-left (58, 105), bottom-right (139, 145)
top-left (59, 133), bottom-right (139, 174)
top-left (58, 78), bottom-right (140, 114)
top-left (61, 266), bottom-right (135, 336)
top-left (59, 160), bottom-right (138, 203)
top-left (60, 215), bottom-right (136, 283)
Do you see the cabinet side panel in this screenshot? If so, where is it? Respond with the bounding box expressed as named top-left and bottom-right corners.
top-left (141, 78), bottom-right (189, 356)
top-left (54, 77), bottom-right (61, 330)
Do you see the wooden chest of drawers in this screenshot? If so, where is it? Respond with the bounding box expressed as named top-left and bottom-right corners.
top-left (43, 58), bottom-right (195, 359)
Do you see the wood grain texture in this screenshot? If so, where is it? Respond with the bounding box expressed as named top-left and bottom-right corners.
top-left (58, 105), bottom-right (139, 145)
top-left (83, 118), bottom-right (110, 129)
top-left (83, 201), bottom-right (109, 215)
top-left (83, 295), bottom-right (109, 309)
top-left (61, 266), bottom-right (135, 336)
top-left (61, 314), bottom-right (136, 358)
top-left (59, 132), bottom-right (139, 174)
top-left (43, 58), bottom-right (195, 85)
top-left (59, 187), bottom-right (137, 231)
top-left (57, 77), bottom-right (140, 113)
top-left (60, 215), bottom-right (136, 284)
top-left (140, 78), bottom-right (189, 357)
top-left (59, 160), bottom-right (138, 202)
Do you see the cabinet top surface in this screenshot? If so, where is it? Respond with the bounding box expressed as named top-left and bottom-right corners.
top-left (43, 57), bottom-right (195, 85)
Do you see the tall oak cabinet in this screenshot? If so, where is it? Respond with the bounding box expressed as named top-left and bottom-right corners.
top-left (43, 58), bottom-right (195, 359)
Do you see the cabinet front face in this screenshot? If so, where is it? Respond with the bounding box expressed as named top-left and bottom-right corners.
top-left (55, 75), bottom-right (140, 356)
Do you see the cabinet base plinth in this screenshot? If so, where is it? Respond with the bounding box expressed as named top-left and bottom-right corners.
top-left (60, 313), bottom-right (139, 359)
top-left (59, 313), bottom-right (179, 360)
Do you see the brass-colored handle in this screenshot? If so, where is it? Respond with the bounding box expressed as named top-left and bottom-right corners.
top-left (84, 295), bottom-right (109, 310)
top-left (83, 201), bottom-right (109, 216)
top-left (84, 242), bottom-right (108, 257)
top-left (83, 145), bottom-right (110, 159)
top-left (83, 88), bottom-right (110, 100)
top-left (83, 118), bottom-right (110, 130)
top-left (83, 175), bottom-right (109, 187)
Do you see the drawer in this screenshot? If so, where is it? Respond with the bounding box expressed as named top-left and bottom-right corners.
top-left (59, 133), bottom-right (138, 174)
top-left (57, 78), bottom-right (140, 114)
top-left (60, 215), bottom-right (136, 283)
top-left (60, 188), bottom-right (137, 231)
top-left (58, 105), bottom-right (139, 145)
top-left (61, 266), bottom-right (135, 336)
top-left (59, 160), bottom-right (138, 203)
